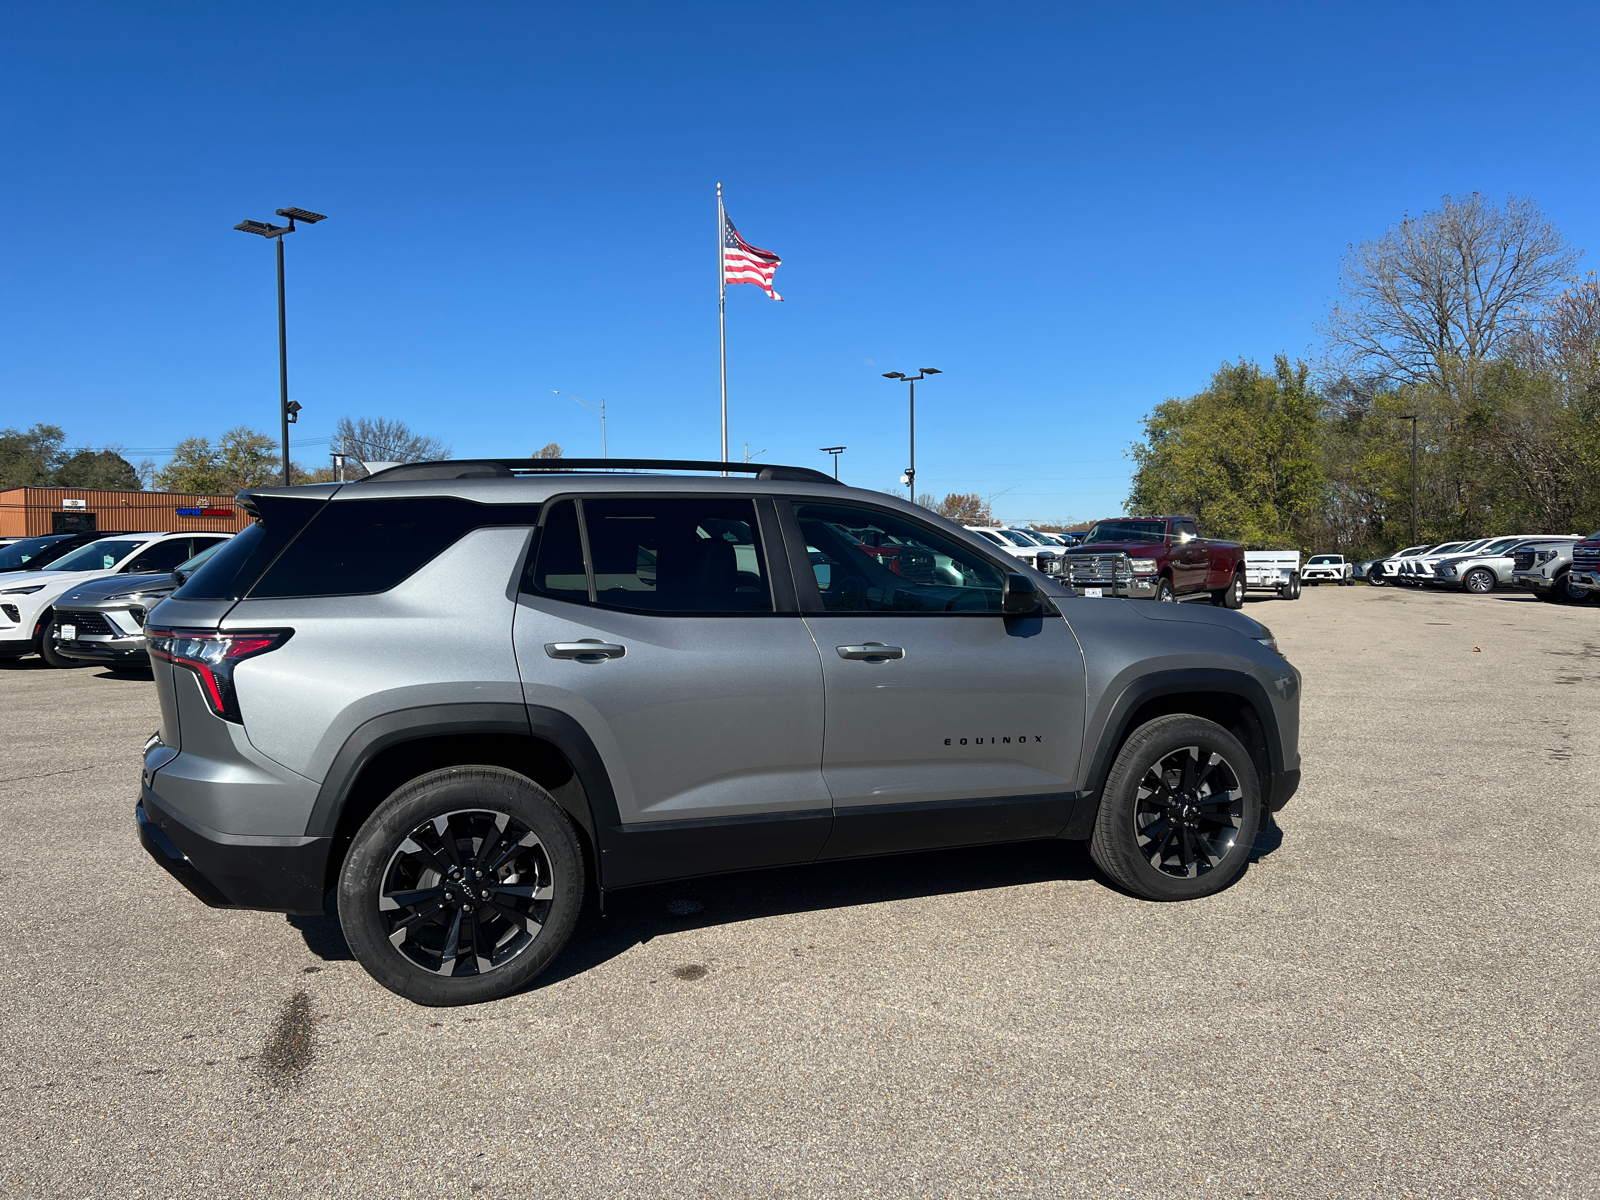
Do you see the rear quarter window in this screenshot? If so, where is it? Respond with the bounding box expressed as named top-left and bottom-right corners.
top-left (247, 496), bottom-right (541, 599)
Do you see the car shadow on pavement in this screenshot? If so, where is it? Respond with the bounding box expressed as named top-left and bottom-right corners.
top-left (284, 837), bottom-right (1102, 979)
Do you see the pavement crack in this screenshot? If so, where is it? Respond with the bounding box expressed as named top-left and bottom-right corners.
top-left (0, 763), bottom-right (113, 786)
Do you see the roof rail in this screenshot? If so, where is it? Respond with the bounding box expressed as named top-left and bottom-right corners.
top-left (359, 458), bottom-right (840, 485)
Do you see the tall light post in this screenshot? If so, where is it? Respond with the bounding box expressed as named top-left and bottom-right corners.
top-left (819, 445), bottom-right (846, 479)
top-left (553, 390), bottom-right (607, 457)
top-left (1390, 413), bottom-right (1419, 544)
top-left (234, 207), bottom-right (327, 485)
top-left (882, 369), bottom-right (941, 500)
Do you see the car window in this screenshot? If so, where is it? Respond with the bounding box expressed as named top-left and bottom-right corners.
top-left (1082, 520), bottom-right (1165, 544)
top-left (993, 530), bottom-right (1033, 547)
top-left (249, 497), bottom-right (541, 599)
top-left (1308, 555), bottom-right (1337, 564)
top-left (972, 530), bottom-right (1006, 546)
top-left (42, 538), bottom-right (147, 572)
top-left (1481, 538), bottom-right (1520, 554)
top-left (123, 539), bottom-right (196, 574)
top-left (0, 535), bottom-right (71, 570)
top-left (1174, 520), bottom-right (1199, 541)
top-left (793, 501), bottom-right (1006, 614)
top-left (588, 497), bottom-right (770, 613)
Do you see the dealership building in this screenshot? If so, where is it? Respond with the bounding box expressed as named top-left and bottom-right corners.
top-left (0, 487), bottom-right (252, 538)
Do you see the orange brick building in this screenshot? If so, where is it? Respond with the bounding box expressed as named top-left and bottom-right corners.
top-left (0, 487), bottom-right (253, 538)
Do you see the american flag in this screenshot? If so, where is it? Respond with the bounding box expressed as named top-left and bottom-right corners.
top-left (722, 212), bottom-right (783, 301)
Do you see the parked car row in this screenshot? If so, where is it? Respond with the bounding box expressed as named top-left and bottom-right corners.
top-left (0, 530), bottom-right (233, 667)
top-left (963, 525), bottom-right (1076, 575)
top-left (1355, 532), bottom-right (1600, 602)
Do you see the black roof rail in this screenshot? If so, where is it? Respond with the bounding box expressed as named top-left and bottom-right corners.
top-left (359, 458), bottom-right (841, 486)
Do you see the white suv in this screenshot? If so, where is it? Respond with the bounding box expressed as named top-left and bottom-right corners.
top-left (1301, 554), bottom-right (1352, 585)
top-left (1368, 544), bottom-right (1433, 586)
top-left (1431, 536), bottom-right (1577, 594)
top-left (0, 531), bottom-right (234, 667)
top-left (1393, 541), bottom-right (1479, 586)
top-left (964, 526), bottom-right (1064, 575)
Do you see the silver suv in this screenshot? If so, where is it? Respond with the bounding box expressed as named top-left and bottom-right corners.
top-left (136, 459), bottom-right (1302, 1006)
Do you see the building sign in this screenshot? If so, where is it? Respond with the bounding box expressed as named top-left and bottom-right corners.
top-left (176, 507), bottom-right (235, 518)
top-left (62, 498), bottom-right (87, 509)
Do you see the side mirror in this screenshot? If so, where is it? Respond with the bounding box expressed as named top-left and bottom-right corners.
top-left (1002, 572), bottom-right (1041, 615)
top-left (171, 568), bottom-right (190, 585)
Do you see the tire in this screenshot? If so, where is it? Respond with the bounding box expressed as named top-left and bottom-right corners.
top-left (1153, 576), bottom-right (1176, 603)
top-left (38, 620), bottom-right (91, 669)
top-left (1089, 714), bottom-right (1261, 901)
top-left (1463, 568), bottom-right (1496, 595)
top-left (1220, 570), bottom-right (1245, 609)
top-left (1286, 573), bottom-right (1302, 600)
top-left (338, 766), bottom-right (586, 1007)
top-left (1555, 572), bottom-right (1589, 604)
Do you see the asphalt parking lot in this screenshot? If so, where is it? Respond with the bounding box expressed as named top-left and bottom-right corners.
top-left (1, 585), bottom-right (1596, 1199)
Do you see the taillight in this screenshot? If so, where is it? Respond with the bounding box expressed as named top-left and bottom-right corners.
top-left (146, 627), bottom-right (292, 723)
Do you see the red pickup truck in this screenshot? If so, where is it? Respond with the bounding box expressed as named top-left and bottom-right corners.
top-left (1062, 515), bottom-right (1247, 607)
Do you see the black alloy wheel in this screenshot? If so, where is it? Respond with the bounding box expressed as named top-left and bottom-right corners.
top-left (339, 767), bottom-right (585, 1006)
top-left (1154, 577), bottom-right (1176, 603)
top-left (1463, 568), bottom-right (1496, 595)
top-left (1089, 714), bottom-right (1260, 901)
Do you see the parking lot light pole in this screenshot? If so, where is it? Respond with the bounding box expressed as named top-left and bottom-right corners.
top-left (819, 446), bottom-right (846, 479)
top-left (234, 207), bottom-right (328, 485)
top-left (882, 369), bottom-right (941, 499)
top-left (553, 390), bottom-right (607, 458)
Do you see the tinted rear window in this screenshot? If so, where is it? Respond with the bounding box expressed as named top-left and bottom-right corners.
top-left (175, 496), bottom-right (324, 600)
top-left (248, 496), bottom-right (541, 599)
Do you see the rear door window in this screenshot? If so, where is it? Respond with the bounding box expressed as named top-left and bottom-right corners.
top-left (524, 497), bottom-right (773, 614)
top-left (123, 539), bottom-right (196, 574)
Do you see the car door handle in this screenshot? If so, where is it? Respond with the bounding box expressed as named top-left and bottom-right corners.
top-left (545, 640), bottom-right (626, 661)
top-left (836, 643), bottom-right (905, 661)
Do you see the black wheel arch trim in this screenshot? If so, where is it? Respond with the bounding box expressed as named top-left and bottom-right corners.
top-left (1065, 667), bottom-right (1290, 838)
top-left (303, 702), bottom-right (621, 852)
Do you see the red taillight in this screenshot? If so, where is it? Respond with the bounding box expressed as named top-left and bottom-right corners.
top-left (146, 628), bottom-right (292, 723)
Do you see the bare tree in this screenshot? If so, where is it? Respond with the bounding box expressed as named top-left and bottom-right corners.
top-left (1320, 194), bottom-right (1580, 391)
top-left (334, 416), bottom-right (450, 467)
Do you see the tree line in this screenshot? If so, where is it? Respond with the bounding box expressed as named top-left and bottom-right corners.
top-left (0, 417), bottom-right (487, 496)
top-left (1126, 193), bottom-right (1600, 556)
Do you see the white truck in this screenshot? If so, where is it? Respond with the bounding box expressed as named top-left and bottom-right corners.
top-left (1301, 554), bottom-right (1353, 585)
top-left (1242, 550), bottom-right (1301, 600)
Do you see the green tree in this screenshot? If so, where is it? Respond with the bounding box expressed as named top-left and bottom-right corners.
top-left (53, 449), bottom-right (141, 490)
top-left (0, 424), bottom-right (68, 489)
top-left (1127, 357), bottom-right (1325, 548)
top-left (155, 427), bottom-right (299, 494)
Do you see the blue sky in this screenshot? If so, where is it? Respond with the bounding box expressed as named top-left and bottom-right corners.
top-left (4, 2), bottom-right (1598, 522)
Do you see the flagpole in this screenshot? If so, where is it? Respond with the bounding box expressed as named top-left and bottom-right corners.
top-left (717, 182), bottom-right (728, 470)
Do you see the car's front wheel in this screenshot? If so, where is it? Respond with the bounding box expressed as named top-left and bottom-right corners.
top-left (338, 766), bottom-right (586, 1006)
top-left (1089, 714), bottom-right (1261, 901)
top-left (38, 619), bottom-right (91, 669)
top-left (1153, 576), bottom-right (1176, 603)
top-left (1463, 568), bottom-right (1496, 594)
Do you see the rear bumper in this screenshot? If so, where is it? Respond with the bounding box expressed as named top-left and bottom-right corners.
top-left (137, 788), bottom-right (330, 914)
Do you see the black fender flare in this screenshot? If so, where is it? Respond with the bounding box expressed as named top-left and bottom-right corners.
top-left (303, 702), bottom-right (622, 853)
top-left (1065, 667), bottom-right (1292, 837)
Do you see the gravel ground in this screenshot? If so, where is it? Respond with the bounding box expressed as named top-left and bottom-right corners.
top-left (1, 584), bottom-right (1596, 1199)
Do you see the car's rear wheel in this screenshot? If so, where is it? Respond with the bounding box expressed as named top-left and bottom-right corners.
top-left (1089, 714), bottom-right (1260, 901)
top-left (339, 766), bottom-right (586, 1006)
top-left (1218, 570), bottom-right (1245, 609)
top-left (1285, 574), bottom-right (1302, 600)
top-left (1463, 568), bottom-right (1496, 594)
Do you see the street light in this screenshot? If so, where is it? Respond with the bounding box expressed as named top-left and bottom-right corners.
top-left (234, 206), bottom-right (327, 485)
top-left (819, 446), bottom-right (846, 479)
top-left (882, 369), bottom-right (941, 499)
top-left (553, 390), bottom-right (607, 457)
top-left (1389, 413), bottom-right (1419, 544)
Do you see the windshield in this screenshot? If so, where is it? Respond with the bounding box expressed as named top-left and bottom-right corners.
top-left (42, 538), bottom-right (146, 572)
top-left (1424, 542), bottom-right (1465, 556)
top-left (1480, 538), bottom-right (1521, 554)
top-left (177, 543), bottom-right (223, 572)
top-left (1307, 555), bottom-right (1339, 564)
top-left (0, 535), bottom-right (72, 571)
top-left (1083, 520), bottom-right (1166, 544)
top-left (993, 529), bottom-right (1035, 547)
top-left (972, 530), bottom-right (1006, 546)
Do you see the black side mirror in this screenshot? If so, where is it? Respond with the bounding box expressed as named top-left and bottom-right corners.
top-left (171, 569), bottom-right (189, 585)
top-left (1002, 572), bottom-right (1041, 615)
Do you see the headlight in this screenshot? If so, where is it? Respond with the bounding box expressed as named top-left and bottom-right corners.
top-left (1536, 550), bottom-right (1558, 564)
top-left (1251, 623), bottom-right (1282, 656)
top-left (1129, 559), bottom-right (1158, 575)
top-left (0, 584), bottom-right (45, 595)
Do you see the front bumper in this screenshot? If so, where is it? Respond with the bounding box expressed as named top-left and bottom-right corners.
top-left (1513, 571), bottom-right (1554, 593)
top-left (137, 788), bottom-right (330, 915)
top-left (0, 635), bottom-right (35, 659)
top-left (54, 633), bottom-right (149, 664)
top-left (1268, 767), bottom-right (1301, 812)
top-left (1570, 570), bottom-right (1600, 594)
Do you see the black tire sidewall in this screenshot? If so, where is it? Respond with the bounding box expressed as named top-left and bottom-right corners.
top-left (39, 622), bottom-right (89, 669)
top-left (338, 766), bottom-right (586, 1007)
top-left (1089, 714), bottom-right (1261, 902)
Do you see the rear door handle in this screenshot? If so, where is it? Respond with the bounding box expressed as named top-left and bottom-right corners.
top-left (836, 643), bottom-right (905, 662)
top-left (545, 640), bottom-right (627, 662)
